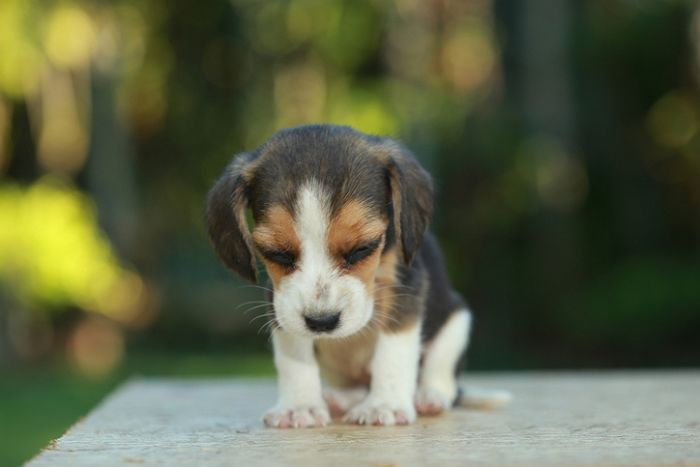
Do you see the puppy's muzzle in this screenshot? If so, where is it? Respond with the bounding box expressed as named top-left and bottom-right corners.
top-left (304, 312), bottom-right (341, 333)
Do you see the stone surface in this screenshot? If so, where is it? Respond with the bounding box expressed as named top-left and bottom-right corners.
top-left (29, 371), bottom-right (700, 466)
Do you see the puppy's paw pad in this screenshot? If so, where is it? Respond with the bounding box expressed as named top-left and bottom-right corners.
top-left (343, 400), bottom-right (416, 426)
top-left (263, 405), bottom-right (330, 428)
top-left (415, 386), bottom-right (454, 416)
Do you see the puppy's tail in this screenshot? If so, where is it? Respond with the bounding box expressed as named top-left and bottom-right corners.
top-left (456, 387), bottom-right (513, 410)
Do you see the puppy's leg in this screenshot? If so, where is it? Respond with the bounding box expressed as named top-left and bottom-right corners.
top-left (343, 323), bottom-right (420, 426)
top-left (415, 309), bottom-right (471, 416)
top-left (263, 329), bottom-right (330, 428)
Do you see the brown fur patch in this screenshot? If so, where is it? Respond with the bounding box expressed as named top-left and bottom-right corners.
top-left (373, 247), bottom-right (422, 332)
top-left (373, 247), bottom-right (399, 330)
top-left (328, 201), bottom-right (387, 253)
top-left (252, 205), bottom-right (300, 286)
top-left (328, 201), bottom-right (387, 292)
top-left (347, 248), bottom-right (383, 292)
top-left (316, 331), bottom-right (377, 387)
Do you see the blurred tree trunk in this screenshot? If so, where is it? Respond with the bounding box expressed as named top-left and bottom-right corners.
top-left (519, 1), bottom-right (576, 142)
top-left (85, 71), bottom-right (139, 261)
top-left (521, 0), bottom-right (581, 318)
top-left (498, 0), bottom-right (582, 325)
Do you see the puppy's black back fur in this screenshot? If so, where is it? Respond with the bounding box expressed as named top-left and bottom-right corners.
top-left (418, 233), bottom-right (466, 343)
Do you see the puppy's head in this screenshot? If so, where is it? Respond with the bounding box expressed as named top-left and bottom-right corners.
top-left (207, 125), bottom-right (432, 338)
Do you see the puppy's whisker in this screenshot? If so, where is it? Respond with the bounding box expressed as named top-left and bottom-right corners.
top-left (378, 302), bottom-right (407, 314)
top-left (375, 283), bottom-right (416, 290)
top-left (373, 284), bottom-right (415, 292)
top-left (258, 318), bottom-right (278, 336)
top-left (237, 300), bottom-right (272, 310)
top-left (372, 317), bottom-right (401, 331)
top-left (249, 311), bottom-right (276, 325)
top-left (377, 295), bottom-right (417, 303)
top-left (375, 310), bottom-right (402, 323)
top-left (371, 308), bottom-right (403, 328)
top-left (241, 303), bottom-right (274, 315)
top-left (236, 284), bottom-right (274, 293)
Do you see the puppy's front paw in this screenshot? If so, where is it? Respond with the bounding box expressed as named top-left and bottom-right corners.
top-left (415, 384), bottom-right (455, 416)
top-left (343, 398), bottom-right (416, 426)
top-left (263, 404), bottom-right (330, 428)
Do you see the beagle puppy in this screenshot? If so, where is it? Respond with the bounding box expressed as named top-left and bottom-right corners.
top-left (206, 124), bottom-right (507, 428)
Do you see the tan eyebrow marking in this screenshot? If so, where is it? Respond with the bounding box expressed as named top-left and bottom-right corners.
top-left (327, 200), bottom-right (387, 292)
top-left (253, 205), bottom-right (299, 249)
top-left (327, 201), bottom-right (387, 258)
top-left (252, 205), bottom-right (301, 285)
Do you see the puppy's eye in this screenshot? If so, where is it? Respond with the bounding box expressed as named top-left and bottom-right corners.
top-left (343, 239), bottom-right (380, 266)
top-left (262, 250), bottom-right (296, 269)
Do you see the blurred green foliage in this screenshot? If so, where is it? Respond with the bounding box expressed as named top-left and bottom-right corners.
top-left (0, 178), bottom-right (139, 318)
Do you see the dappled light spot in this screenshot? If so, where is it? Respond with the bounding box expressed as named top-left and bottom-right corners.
top-left (37, 71), bottom-right (89, 175)
top-left (647, 91), bottom-right (698, 149)
top-left (0, 0), bottom-right (43, 97)
top-left (328, 85), bottom-right (397, 136)
top-left (385, 21), bottom-right (432, 81)
top-left (118, 68), bottom-right (168, 135)
top-left (274, 62), bottom-right (326, 127)
top-left (285, 0), bottom-right (339, 44)
top-left (535, 154), bottom-right (588, 211)
top-left (440, 21), bottom-right (497, 94)
top-left (92, 274), bottom-right (160, 328)
top-left (67, 317), bottom-right (124, 378)
top-left (681, 128), bottom-right (700, 155)
top-left (518, 136), bottom-right (589, 212)
top-left (101, 5), bottom-right (148, 75)
top-left (43, 6), bottom-right (96, 69)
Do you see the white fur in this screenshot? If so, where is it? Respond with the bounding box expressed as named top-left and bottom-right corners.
top-left (415, 309), bottom-right (471, 415)
top-left (344, 324), bottom-right (421, 425)
top-left (263, 328), bottom-right (329, 428)
top-left (273, 182), bottom-right (374, 338)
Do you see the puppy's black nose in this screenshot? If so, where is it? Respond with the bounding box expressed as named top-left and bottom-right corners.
top-left (304, 312), bottom-right (340, 333)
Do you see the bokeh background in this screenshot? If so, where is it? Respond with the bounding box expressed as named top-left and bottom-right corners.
top-left (2, 0), bottom-right (700, 463)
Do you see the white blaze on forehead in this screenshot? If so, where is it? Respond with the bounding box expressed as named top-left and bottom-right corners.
top-left (293, 182), bottom-right (335, 287)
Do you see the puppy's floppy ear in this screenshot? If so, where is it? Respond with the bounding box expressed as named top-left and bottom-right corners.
top-left (206, 152), bottom-right (258, 283)
top-left (384, 142), bottom-right (434, 265)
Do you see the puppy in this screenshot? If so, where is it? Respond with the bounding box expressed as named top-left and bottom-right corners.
top-left (206, 124), bottom-right (507, 428)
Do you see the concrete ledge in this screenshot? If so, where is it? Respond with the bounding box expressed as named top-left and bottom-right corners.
top-left (29, 371), bottom-right (700, 466)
